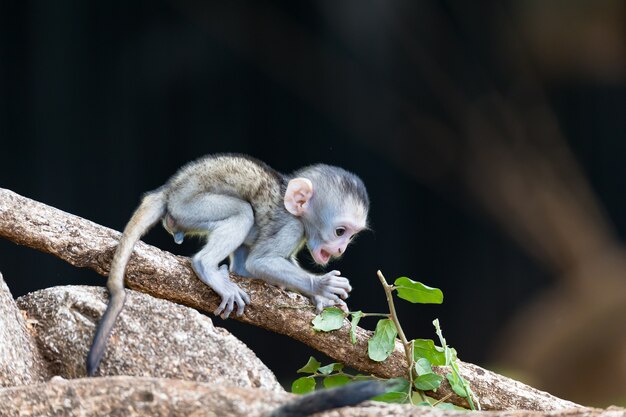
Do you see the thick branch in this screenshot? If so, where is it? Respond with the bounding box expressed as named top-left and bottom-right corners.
top-left (0, 188), bottom-right (580, 411)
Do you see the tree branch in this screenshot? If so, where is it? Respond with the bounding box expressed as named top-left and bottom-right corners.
top-left (0, 188), bottom-right (581, 411)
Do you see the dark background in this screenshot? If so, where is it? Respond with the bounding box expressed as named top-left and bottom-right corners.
top-left (1, 0), bottom-right (624, 407)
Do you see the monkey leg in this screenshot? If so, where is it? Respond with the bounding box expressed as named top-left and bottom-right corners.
top-left (168, 194), bottom-right (254, 318)
top-left (229, 245), bottom-right (252, 277)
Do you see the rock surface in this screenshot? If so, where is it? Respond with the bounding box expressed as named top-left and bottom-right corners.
top-left (16, 285), bottom-right (282, 391)
top-left (0, 376), bottom-right (621, 417)
top-left (0, 272), bottom-right (49, 386)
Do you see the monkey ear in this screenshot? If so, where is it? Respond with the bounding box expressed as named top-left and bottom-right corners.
top-left (284, 178), bottom-right (314, 216)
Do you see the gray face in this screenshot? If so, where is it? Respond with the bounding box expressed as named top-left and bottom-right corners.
top-left (294, 164), bottom-right (369, 265)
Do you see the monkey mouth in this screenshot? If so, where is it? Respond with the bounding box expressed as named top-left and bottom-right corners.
top-left (313, 248), bottom-right (332, 265)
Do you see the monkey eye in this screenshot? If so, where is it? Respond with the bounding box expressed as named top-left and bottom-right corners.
top-left (335, 227), bottom-right (346, 237)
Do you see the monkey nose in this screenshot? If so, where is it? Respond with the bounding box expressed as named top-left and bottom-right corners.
top-left (336, 244), bottom-right (348, 256)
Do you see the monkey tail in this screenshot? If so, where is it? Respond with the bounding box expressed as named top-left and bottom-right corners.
top-left (86, 189), bottom-right (167, 376)
top-left (268, 380), bottom-right (390, 417)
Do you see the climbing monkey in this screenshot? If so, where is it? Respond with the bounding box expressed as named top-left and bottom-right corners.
top-left (87, 153), bottom-right (369, 376)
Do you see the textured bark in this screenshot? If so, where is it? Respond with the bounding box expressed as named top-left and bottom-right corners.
top-left (0, 272), bottom-right (50, 386)
top-left (0, 188), bottom-right (581, 411)
top-left (16, 286), bottom-right (282, 391)
top-left (0, 376), bottom-right (619, 417)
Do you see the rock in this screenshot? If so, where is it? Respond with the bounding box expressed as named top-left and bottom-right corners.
top-left (0, 376), bottom-right (286, 417)
top-left (0, 375), bottom-right (617, 417)
top-left (0, 272), bottom-right (49, 386)
top-left (16, 286), bottom-right (282, 391)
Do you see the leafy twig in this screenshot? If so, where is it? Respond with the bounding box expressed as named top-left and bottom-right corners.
top-left (376, 270), bottom-right (416, 402)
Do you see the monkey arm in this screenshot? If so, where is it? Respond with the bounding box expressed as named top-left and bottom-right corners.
top-left (245, 221), bottom-right (319, 294)
top-left (246, 254), bottom-right (350, 312)
top-left (245, 222), bottom-right (352, 310)
top-left (246, 253), bottom-right (316, 294)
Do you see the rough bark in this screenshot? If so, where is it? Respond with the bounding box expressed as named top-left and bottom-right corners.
top-left (0, 188), bottom-right (581, 411)
top-left (16, 285), bottom-right (282, 391)
top-left (0, 376), bottom-right (619, 417)
top-left (0, 272), bottom-right (50, 386)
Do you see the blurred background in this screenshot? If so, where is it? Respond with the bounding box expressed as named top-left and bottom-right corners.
top-left (1, 0), bottom-right (624, 407)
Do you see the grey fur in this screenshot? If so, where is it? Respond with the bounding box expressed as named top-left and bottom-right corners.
top-left (86, 153), bottom-right (369, 376)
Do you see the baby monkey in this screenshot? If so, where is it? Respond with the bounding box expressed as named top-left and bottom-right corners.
top-left (87, 153), bottom-right (369, 376)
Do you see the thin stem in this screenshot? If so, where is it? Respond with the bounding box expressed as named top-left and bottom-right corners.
top-left (377, 270), bottom-right (416, 403)
top-left (451, 362), bottom-right (478, 410)
top-left (359, 313), bottom-right (391, 318)
top-left (434, 319), bottom-right (479, 410)
top-left (432, 393), bottom-right (453, 406)
top-left (376, 271), bottom-right (411, 351)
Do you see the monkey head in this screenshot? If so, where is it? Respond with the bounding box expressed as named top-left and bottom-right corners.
top-left (284, 165), bottom-right (369, 266)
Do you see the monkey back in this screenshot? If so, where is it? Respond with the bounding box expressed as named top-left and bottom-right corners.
top-left (164, 154), bottom-right (285, 225)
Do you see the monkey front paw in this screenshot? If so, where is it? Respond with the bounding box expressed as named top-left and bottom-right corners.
top-left (312, 295), bottom-right (349, 313)
top-left (314, 270), bottom-right (352, 302)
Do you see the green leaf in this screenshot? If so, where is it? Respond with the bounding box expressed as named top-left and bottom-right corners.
top-left (412, 390), bottom-right (430, 404)
top-left (297, 356), bottom-right (321, 374)
top-left (448, 347), bottom-right (458, 364)
top-left (413, 339), bottom-right (446, 366)
top-left (367, 319), bottom-right (398, 362)
top-left (323, 375), bottom-right (351, 388)
top-left (372, 378), bottom-right (410, 403)
top-left (414, 357), bottom-right (434, 375)
top-left (414, 373), bottom-right (444, 391)
top-left (385, 377), bottom-right (411, 392)
top-left (373, 391), bottom-right (410, 403)
top-left (312, 307), bottom-right (346, 332)
top-left (446, 372), bottom-right (467, 398)
top-left (436, 402), bottom-right (464, 410)
top-left (291, 376), bottom-right (316, 394)
top-left (317, 363), bottom-right (343, 375)
top-left (413, 358), bottom-right (443, 391)
top-left (432, 319), bottom-right (458, 366)
top-left (349, 311), bottom-right (364, 344)
top-left (394, 277), bottom-right (443, 304)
